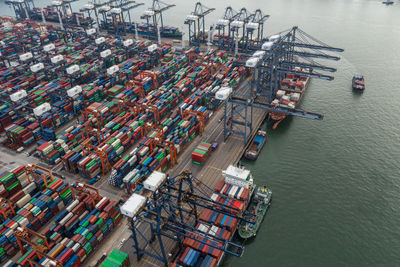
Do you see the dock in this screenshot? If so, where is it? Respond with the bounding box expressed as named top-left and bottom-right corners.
top-left (119, 79), bottom-right (268, 267)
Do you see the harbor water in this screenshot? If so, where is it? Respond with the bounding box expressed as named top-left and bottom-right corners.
top-left (1, 0), bottom-right (400, 265)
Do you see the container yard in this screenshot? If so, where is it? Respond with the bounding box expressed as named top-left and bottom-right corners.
top-left (0, 0), bottom-right (345, 266)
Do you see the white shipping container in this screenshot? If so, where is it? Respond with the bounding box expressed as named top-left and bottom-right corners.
top-left (276, 90), bottom-right (286, 98)
top-left (66, 200), bottom-right (79, 212)
top-left (72, 243), bottom-right (81, 252)
top-left (17, 194), bottom-right (31, 209)
top-left (291, 93), bottom-right (300, 101)
top-left (209, 225), bottom-right (219, 236)
top-left (65, 126), bottom-right (74, 132)
top-left (237, 187), bottom-right (244, 200)
top-left (9, 222), bottom-right (18, 230)
top-left (116, 146), bottom-right (124, 155)
top-left (123, 170), bottom-right (136, 183)
top-left (59, 212), bottom-right (73, 226)
top-left (231, 186), bottom-right (239, 198)
top-left (130, 121), bottom-right (139, 129)
top-left (95, 197), bottom-right (108, 210)
top-left (18, 218), bottom-right (29, 227)
top-left (5, 229), bottom-right (14, 238)
top-left (140, 146), bottom-right (149, 157)
top-left (80, 254), bottom-right (87, 262)
top-left (220, 184), bottom-right (227, 194)
top-left (197, 223), bottom-right (209, 233)
top-left (61, 237), bottom-right (69, 245)
top-left (111, 139), bottom-right (121, 148)
top-left (128, 155), bottom-right (137, 166)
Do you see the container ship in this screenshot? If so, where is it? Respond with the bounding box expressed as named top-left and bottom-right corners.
top-left (133, 24), bottom-right (183, 39)
top-left (17, 6), bottom-right (91, 27)
top-left (269, 71), bottom-right (310, 129)
top-left (352, 75), bottom-right (365, 92)
top-left (102, 22), bottom-right (183, 39)
top-left (170, 165), bottom-right (258, 266)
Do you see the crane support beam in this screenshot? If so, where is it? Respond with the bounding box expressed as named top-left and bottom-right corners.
top-left (230, 96), bottom-right (324, 120)
top-left (285, 42), bottom-right (344, 52)
top-left (258, 66), bottom-right (335, 81)
top-left (289, 50), bottom-right (341, 61)
top-left (280, 61), bottom-right (337, 72)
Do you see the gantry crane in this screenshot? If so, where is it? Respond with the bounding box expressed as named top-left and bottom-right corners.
top-left (184, 2), bottom-right (215, 46)
top-left (112, 0), bottom-right (144, 35)
top-left (182, 110), bottom-right (205, 136)
top-left (5, 0), bottom-right (35, 20)
top-left (140, 0), bottom-right (176, 39)
top-left (0, 197), bottom-right (16, 221)
top-left (145, 124), bottom-right (178, 168)
top-left (229, 8), bottom-right (252, 54)
top-left (80, 3), bottom-right (98, 28)
top-left (72, 182), bottom-right (102, 203)
top-left (14, 227), bottom-right (51, 254)
top-left (243, 9), bottom-right (270, 53)
top-left (81, 139), bottom-right (112, 175)
top-left (214, 7), bottom-right (237, 50)
top-left (14, 227), bottom-right (64, 267)
top-left (136, 70), bottom-right (159, 89)
top-left (224, 26), bottom-right (344, 143)
top-left (88, 0), bottom-right (144, 34)
top-left (129, 170), bottom-right (253, 266)
top-left (139, 103), bottom-right (160, 125)
top-left (25, 164), bottom-right (54, 187)
top-left (49, 0), bottom-right (80, 29)
top-left (25, 164), bottom-right (76, 201)
top-left (81, 120), bottom-right (105, 144)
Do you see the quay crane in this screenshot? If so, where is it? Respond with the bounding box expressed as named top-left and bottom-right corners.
top-left (215, 6), bottom-right (237, 50)
top-left (224, 26), bottom-right (344, 143)
top-left (184, 2), bottom-right (215, 46)
top-left (95, 0), bottom-right (144, 35)
top-left (5, 0), bottom-right (35, 20)
top-left (243, 9), bottom-right (270, 53)
top-left (140, 0), bottom-right (176, 42)
top-left (229, 7), bottom-right (252, 54)
top-left (127, 170), bottom-right (253, 266)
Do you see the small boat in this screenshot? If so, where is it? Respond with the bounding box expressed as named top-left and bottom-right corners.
top-left (244, 130), bottom-right (266, 160)
top-left (352, 74), bottom-right (365, 92)
top-left (238, 186), bottom-right (272, 239)
top-left (382, 0), bottom-right (394, 5)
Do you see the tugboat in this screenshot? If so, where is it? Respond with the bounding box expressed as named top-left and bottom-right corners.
top-left (244, 130), bottom-right (266, 160)
top-left (352, 75), bottom-right (365, 92)
top-left (238, 185), bottom-right (272, 239)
